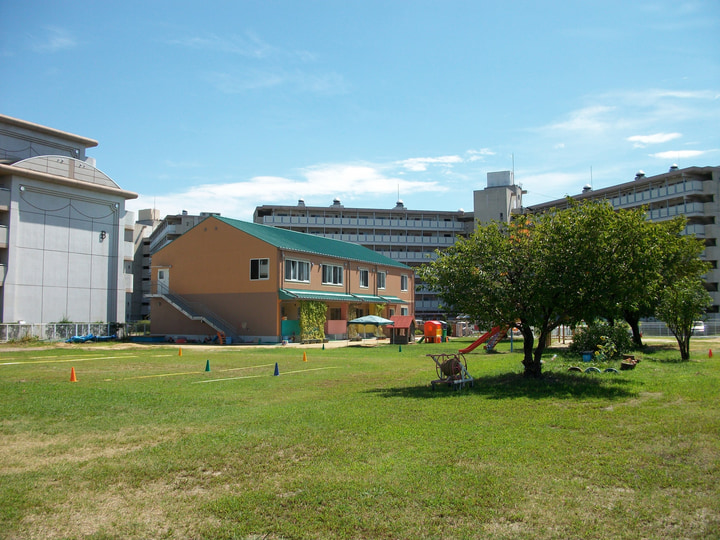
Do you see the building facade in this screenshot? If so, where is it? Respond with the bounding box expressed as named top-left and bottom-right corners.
top-left (254, 199), bottom-right (474, 319)
top-left (0, 114), bottom-right (137, 324)
top-left (526, 165), bottom-right (719, 315)
top-left (149, 216), bottom-right (414, 342)
top-left (473, 170), bottom-right (526, 225)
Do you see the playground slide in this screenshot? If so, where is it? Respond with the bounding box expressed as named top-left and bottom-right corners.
top-left (458, 326), bottom-right (505, 354)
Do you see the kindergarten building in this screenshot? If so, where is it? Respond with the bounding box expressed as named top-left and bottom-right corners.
top-left (149, 216), bottom-right (414, 342)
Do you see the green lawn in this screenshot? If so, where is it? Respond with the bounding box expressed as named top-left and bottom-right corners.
top-left (1, 338), bottom-right (719, 539)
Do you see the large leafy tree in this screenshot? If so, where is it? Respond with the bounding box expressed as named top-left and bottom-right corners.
top-left (656, 277), bottom-right (713, 361)
top-left (588, 212), bottom-right (708, 347)
top-left (419, 201), bottom-right (615, 377)
top-left (418, 199), bottom-right (710, 377)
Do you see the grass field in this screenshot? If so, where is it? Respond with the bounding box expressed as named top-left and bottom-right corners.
top-left (1, 337), bottom-right (719, 539)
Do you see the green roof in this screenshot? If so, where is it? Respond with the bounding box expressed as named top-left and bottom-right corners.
top-left (216, 216), bottom-right (410, 269)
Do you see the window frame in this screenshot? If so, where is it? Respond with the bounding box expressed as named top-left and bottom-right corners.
top-left (285, 258), bottom-right (311, 283)
top-left (359, 268), bottom-right (369, 289)
top-left (321, 263), bottom-right (344, 286)
top-left (401, 274), bottom-right (409, 291)
top-left (377, 271), bottom-right (386, 290)
top-left (250, 258), bottom-right (270, 281)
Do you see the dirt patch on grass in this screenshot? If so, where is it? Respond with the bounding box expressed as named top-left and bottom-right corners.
top-left (0, 426), bottom-right (181, 475)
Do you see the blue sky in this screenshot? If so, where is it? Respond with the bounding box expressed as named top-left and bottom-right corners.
top-left (2, 0), bottom-right (718, 220)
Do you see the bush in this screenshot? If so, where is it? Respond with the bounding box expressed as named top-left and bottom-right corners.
top-left (569, 322), bottom-right (632, 359)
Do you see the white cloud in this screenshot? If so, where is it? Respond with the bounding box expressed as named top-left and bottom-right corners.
top-left (166, 32), bottom-right (275, 59)
top-left (627, 132), bottom-right (682, 147)
top-left (396, 150), bottom-right (493, 172)
top-left (547, 105), bottom-right (618, 133)
top-left (398, 155), bottom-right (464, 172)
top-left (31, 27), bottom-right (76, 53)
top-left (127, 161), bottom-right (444, 220)
top-left (649, 149), bottom-right (705, 159)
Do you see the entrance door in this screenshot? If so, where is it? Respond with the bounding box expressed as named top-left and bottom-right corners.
top-left (157, 268), bottom-right (170, 294)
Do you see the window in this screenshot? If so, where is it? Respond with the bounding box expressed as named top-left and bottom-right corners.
top-left (322, 264), bottom-right (343, 285)
top-left (377, 271), bottom-right (386, 290)
top-left (250, 258), bottom-right (269, 280)
top-left (401, 274), bottom-right (409, 291)
top-left (359, 269), bottom-right (369, 288)
top-left (285, 259), bottom-right (310, 282)
top-left (401, 306), bottom-right (409, 316)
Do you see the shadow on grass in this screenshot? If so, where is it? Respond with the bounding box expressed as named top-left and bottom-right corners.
top-left (367, 370), bottom-right (637, 401)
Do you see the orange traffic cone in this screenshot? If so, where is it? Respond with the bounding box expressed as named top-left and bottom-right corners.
top-left (178, 348), bottom-right (182, 357)
top-left (709, 349), bottom-right (713, 358)
top-left (303, 351), bottom-right (307, 362)
top-left (70, 367), bottom-right (77, 382)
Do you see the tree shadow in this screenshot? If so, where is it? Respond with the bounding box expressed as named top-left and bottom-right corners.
top-left (366, 370), bottom-right (637, 401)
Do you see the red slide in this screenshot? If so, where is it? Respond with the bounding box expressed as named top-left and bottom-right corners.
top-left (459, 326), bottom-right (505, 354)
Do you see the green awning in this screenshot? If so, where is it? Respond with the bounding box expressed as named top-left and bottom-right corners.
top-left (380, 295), bottom-right (406, 304)
top-left (279, 289), bottom-right (357, 302)
top-left (351, 293), bottom-right (387, 303)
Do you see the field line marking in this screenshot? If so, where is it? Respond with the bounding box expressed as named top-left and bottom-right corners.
top-left (194, 366), bottom-right (340, 384)
top-left (1, 355), bottom-right (138, 366)
top-left (219, 363), bottom-right (276, 372)
top-left (127, 371), bottom-right (202, 380)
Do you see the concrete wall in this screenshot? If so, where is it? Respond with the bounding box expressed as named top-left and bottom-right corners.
top-left (4, 175), bottom-right (126, 323)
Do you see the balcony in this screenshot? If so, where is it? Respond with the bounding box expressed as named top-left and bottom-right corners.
top-left (0, 225), bottom-right (7, 247)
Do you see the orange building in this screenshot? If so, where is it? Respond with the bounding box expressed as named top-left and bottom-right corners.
top-left (149, 216), bottom-right (414, 343)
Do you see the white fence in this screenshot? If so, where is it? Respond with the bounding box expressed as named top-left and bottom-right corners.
top-left (0, 323), bottom-right (131, 343)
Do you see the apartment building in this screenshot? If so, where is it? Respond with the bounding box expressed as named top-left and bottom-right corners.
top-left (526, 165), bottom-right (720, 315)
top-left (254, 198), bottom-right (474, 319)
top-left (0, 114), bottom-right (137, 323)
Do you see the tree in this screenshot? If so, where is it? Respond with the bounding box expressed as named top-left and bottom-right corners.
top-left (587, 213), bottom-right (708, 348)
top-left (656, 277), bottom-right (712, 361)
top-left (418, 201), bottom-right (617, 377)
top-left (418, 199), bottom-right (711, 376)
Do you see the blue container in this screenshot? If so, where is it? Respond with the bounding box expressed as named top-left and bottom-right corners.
top-left (582, 352), bottom-right (593, 362)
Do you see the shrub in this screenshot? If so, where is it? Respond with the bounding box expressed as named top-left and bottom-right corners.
top-left (569, 321), bottom-right (632, 359)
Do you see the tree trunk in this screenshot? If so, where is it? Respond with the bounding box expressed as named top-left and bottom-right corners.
top-left (520, 326), bottom-right (542, 378)
top-left (679, 333), bottom-right (691, 361)
top-left (624, 310), bottom-right (643, 348)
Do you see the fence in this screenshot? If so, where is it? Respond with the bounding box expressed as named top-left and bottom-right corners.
top-left (546, 320), bottom-right (719, 344)
top-left (0, 322), bottom-right (148, 343)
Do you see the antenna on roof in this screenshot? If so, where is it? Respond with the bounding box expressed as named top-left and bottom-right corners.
top-left (590, 166), bottom-right (593, 189)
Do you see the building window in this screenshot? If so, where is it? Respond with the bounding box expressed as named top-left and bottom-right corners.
top-left (401, 306), bottom-right (409, 316)
top-left (377, 271), bottom-right (386, 290)
top-left (401, 274), bottom-right (409, 291)
top-left (359, 269), bottom-right (369, 288)
top-left (250, 258), bottom-right (269, 280)
top-left (285, 259), bottom-right (310, 282)
top-left (322, 264), bottom-right (343, 285)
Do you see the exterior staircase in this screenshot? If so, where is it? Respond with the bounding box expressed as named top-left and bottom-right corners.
top-left (150, 283), bottom-right (238, 338)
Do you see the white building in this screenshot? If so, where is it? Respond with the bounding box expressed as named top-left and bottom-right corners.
top-left (0, 114), bottom-right (137, 323)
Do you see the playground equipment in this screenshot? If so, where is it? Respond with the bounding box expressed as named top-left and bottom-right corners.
top-left (427, 352), bottom-right (474, 390)
top-left (423, 320), bottom-right (447, 343)
top-left (458, 326), bottom-right (507, 354)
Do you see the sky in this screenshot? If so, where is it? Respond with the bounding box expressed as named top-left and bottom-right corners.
top-left (1, 0), bottom-right (719, 220)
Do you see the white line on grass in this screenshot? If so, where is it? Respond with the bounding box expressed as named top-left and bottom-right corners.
top-left (194, 366), bottom-right (340, 384)
top-left (0, 355), bottom-right (138, 366)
